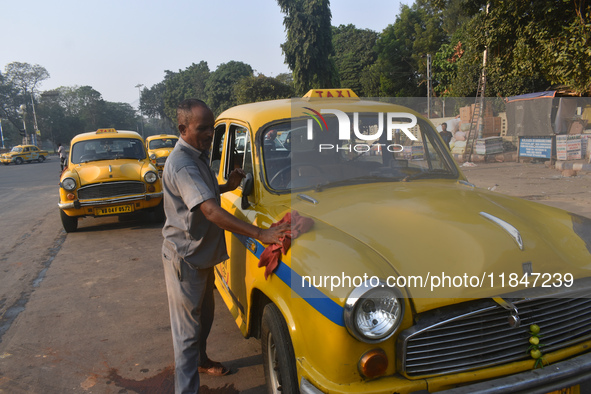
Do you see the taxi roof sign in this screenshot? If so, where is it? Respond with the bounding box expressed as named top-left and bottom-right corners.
top-left (302, 89), bottom-right (359, 99)
top-left (96, 128), bottom-right (118, 134)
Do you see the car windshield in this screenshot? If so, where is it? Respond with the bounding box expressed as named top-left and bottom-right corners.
top-left (149, 138), bottom-right (177, 150)
top-left (11, 147), bottom-right (23, 153)
top-left (262, 114), bottom-right (458, 192)
top-left (71, 138), bottom-right (146, 164)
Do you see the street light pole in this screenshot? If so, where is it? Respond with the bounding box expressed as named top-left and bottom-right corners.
top-left (19, 104), bottom-right (28, 145)
top-left (135, 84), bottom-right (144, 139)
top-left (30, 90), bottom-right (40, 146)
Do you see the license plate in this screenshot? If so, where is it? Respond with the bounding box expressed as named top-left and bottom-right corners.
top-left (94, 204), bottom-right (133, 216)
top-left (546, 385), bottom-right (579, 394)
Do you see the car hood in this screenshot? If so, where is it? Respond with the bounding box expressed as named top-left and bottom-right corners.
top-left (149, 148), bottom-right (174, 158)
top-left (74, 161), bottom-right (146, 185)
top-left (288, 180), bottom-right (591, 313)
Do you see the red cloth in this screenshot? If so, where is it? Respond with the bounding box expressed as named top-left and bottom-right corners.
top-left (258, 211), bottom-right (314, 279)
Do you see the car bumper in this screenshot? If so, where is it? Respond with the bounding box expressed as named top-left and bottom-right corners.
top-left (300, 351), bottom-right (591, 394)
top-left (58, 192), bottom-right (163, 209)
top-left (429, 350), bottom-right (591, 394)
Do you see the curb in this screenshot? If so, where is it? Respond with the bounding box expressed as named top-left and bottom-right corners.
top-left (555, 161), bottom-right (591, 172)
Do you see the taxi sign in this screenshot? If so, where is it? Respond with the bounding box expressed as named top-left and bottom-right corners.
top-left (96, 128), bottom-right (118, 134)
top-left (302, 88), bottom-right (359, 99)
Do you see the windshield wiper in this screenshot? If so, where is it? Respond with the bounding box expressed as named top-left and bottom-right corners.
top-left (402, 169), bottom-right (453, 182)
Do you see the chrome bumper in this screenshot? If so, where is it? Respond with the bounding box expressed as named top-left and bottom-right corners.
top-left (421, 351), bottom-right (591, 394)
top-left (58, 192), bottom-right (163, 209)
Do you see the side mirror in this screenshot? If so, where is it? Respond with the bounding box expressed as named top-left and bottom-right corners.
top-left (241, 173), bottom-right (254, 210)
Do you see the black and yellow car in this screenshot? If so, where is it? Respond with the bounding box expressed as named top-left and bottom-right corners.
top-left (58, 128), bottom-right (164, 232)
top-left (212, 89), bottom-right (591, 393)
top-left (1, 145), bottom-right (49, 165)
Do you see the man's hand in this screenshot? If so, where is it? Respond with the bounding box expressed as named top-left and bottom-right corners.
top-left (222, 168), bottom-right (246, 192)
top-left (258, 222), bottom-right (291, 245)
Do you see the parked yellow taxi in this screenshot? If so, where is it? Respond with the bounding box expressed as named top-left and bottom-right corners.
top-left (1, 144), bottom-right (49, 165)
top-left (145, 134), bottom-right (178, 174)
top-left (58, 128), bottom-right (164, 232)
top-left (212, 89), bottom-right (591, 393)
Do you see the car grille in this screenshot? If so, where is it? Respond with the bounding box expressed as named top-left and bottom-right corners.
top-left (399, 289), bottom-right (591, 377)
top-left (156, 157), bottom-right (167, 166)
top-left (78, 181), bottom-right (145, 200)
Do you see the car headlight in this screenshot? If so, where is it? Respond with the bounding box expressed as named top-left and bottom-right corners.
top-left (144, 171), bottom-right (158, 184)
top-left (344, 280), bottom-right (404, 343)
top-left (61, 177), bottom-right (77, 191)
top-left (149, 153), bottom-right (156, 160)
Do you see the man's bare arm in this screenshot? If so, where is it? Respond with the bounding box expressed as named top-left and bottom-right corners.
top-left (199, 199), bottom-right (289, 244)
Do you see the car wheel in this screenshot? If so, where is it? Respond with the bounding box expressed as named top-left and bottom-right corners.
top-left (38, 156), bottom-right (45, 163)
top-left (60, 210), bottom-right (78, 233)
top-left (261, 303), bottom-right (298, 394)
top-left (15, 157), bottom-right (23, 165)
top-left (152, 200), bottom-right (166, 223)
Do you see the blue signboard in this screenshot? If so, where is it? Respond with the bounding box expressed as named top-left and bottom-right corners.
top-left (519, 137), bottom-right (553, 159)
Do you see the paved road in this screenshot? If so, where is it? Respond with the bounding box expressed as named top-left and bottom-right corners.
top-left (0, 159), bottom-right (266, 393)
top-left (1, 159), bottom-right (590, 393)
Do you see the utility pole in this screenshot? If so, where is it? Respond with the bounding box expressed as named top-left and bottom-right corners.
top-left (427, 54), bottom-right (432, 119)
top-left (19, 104), bottom-right (28, 145)
top-left (0, 118), bottom-right (5, 149)
top-left (30, 91), bottom-right (40, 146)
top-left (135, 84), bottom-right (144, 139)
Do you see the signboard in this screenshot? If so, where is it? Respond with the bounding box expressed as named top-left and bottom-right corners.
top-left (519, 136), bottom-right (553, 159)
top-left (556, 134), bottom-right (582, 161)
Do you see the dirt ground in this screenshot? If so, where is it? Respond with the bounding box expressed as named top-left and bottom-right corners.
top-left (459, 160), bottom-right (591, 219)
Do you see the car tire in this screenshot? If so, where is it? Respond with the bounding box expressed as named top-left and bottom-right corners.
top-left (15, 157), bottom-right (23, 165)
top-left (60, 210), bottom-right (78, 233)
top-left (151, 200), bottom-right (166, 223)
top-left (38, 156), bottom-right (45, 163)
top-left (261, 303), bottom-right (299, 394)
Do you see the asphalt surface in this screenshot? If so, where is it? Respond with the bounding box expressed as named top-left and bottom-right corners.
top-left (0, 156), bottom-right (590, 393)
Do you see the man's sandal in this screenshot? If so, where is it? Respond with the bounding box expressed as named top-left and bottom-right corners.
top-left (198, 359), bottom-right (230, 376)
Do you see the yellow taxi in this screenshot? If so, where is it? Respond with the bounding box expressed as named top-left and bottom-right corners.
top-left (212, 89), bottom-right (591, 393)
top-left (145, 134), bottom-right (178, 174)
top-left (1, 144), bottom-right (49, 165)
top-left (58, 128), bottom-right (164, 232)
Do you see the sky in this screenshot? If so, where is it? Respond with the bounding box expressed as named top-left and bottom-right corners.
top-left (2, 0), bottom-right (411, 107)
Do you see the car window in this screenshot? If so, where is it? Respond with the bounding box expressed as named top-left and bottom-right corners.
top-left (262, 115), bottom-right (457, 192)
top-left (211, 124), bottom-right (226, 175)
top-left (224, 124), bottom-right (249, 180)
top-left (71, 138), bottom-right (146, 164)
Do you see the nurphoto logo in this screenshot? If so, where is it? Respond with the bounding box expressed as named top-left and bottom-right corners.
top-left (305, 109), bottom-right (418, 153)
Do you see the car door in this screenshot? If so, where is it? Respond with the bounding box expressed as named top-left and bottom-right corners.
top-left (30, 147), bottom-right (39, 161)
top-left (214, 121), bottom-right (257, 332)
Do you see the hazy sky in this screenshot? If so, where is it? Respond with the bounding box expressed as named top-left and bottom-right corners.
top-left (2, 0), bottom-right (411, 106)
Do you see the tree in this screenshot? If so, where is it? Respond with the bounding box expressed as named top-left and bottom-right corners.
top-left (455, 0), bottom-right (590, 97)
top-left (331, 24), bottom-right (379, 96)
top-left (1, 62), bottom-right (50, 141)
top-left (204, 61), bottom-right (253, 115)
top-left (162, 61), bottom-right (211, 123)
top-left (234, 74), bottom-right (294, 105)
top-left (277, 0), bottom-right (338, 95)
top-left (374, 3), bottom-right (447, 97)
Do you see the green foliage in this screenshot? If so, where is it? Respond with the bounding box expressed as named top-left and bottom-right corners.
top-left (162, 61), bottom-right (211, 123)
top-left (234, 74), bottom-right (294, 105)
top-left (374, 3), bottom-right (448, 97)
top-left (204, 61), bottom-right (253, 115)
top-left (331, 24), bottom-right (379, 96)
top-left (277, 0), bottom-right (338, 95)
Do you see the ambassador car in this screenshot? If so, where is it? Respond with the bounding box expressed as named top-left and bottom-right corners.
top-left (58, 128), bottom-right (164, 232)
top-left (145, 134), bottom-right (178, 174)
top-left (1, 144), bottom-right (49, 165)
top-left (213, 89), bottom-right (591, 393)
